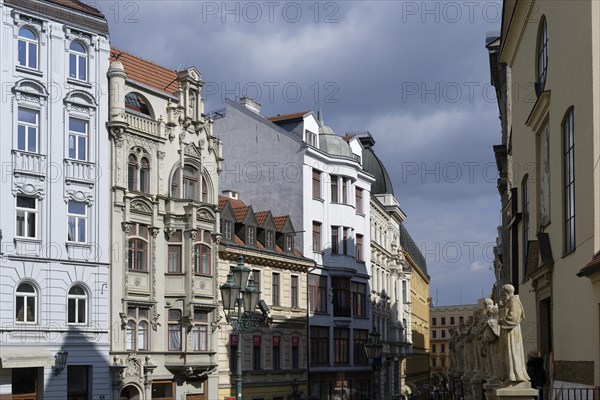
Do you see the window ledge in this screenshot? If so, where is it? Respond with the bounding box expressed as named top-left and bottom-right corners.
top-left (313, 197), bottom-right (324, 203)
top-left (16, 65), bottom-right (43, 77)
top-left (67, 78), bottom-right (92, 88)
top-left (356, 212), bottom-right (365, 217)
top-left (14, 237), bottom-right (41, 244)
top-left (66, 241), bottom-right (90, 248)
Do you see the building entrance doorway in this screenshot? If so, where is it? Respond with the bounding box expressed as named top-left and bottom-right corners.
top-left (120, 385), bottom-right (141, 400)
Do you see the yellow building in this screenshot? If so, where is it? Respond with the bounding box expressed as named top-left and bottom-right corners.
top-left (404, 235), bottom-right (431, 396)
top-left (488, 0), bottom-right (600, 389)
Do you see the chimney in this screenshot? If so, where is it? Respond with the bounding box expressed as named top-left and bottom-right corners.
top-left (239, 97), bottom-right (261, 115)
top-left (222, 190), bottom-right (239, 200)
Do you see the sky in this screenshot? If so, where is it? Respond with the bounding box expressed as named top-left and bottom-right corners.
top-left (100, 0), bottom-right (503, 306)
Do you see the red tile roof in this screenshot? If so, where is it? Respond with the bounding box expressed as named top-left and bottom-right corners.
top-left (578, 251), bottom-right (600, 277)
top-left (342, 134), bottom-right (356, 142)
top-left (255, 211), bottom-right (269, 227)
top-left (233, 206), bottom-right (250, 222)
top-left (48, 0), bottom-right (104, 17)
top-left (273, 216), bottom-right (289, 231)
top-left (218, 195), bottom-right (247, 210)
top-left (110, 48), bottom-right (179, 96)
top-left (267, 110), bottom-right (311, 123)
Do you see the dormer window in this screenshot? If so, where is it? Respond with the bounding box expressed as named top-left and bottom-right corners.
top-left (221, 220), bottom-right (232, 241)
top-left (125, 92), bottom-right (152, 116)
top-left (285, 235), bottom-right (293, 253)
top-left (306, 129), bottom-right (317, 147)
top-left (247, 227), bottom-right (255, 246)
top-left (266, 230), bottom-right (274, 250)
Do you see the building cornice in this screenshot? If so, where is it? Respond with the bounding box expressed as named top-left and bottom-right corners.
top-left (218, 244), bottom-right (315, 272)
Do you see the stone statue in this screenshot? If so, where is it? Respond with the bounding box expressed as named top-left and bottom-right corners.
top-left (473, 308), bottom-right (488, 378)
top-left (481, 298), bottom-right (500, 382)
top-left (449, 327), bottom-right (457, 374)
top-left (498, 284), bottom-right (530, 385)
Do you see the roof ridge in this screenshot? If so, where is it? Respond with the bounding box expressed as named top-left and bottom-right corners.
top-left (110, 48), bottom-right (177, 74)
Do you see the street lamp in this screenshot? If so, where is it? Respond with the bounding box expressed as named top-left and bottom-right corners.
top-left (365, 329), bottom-right (383, 400)
top-left (220, 255), bottom-right (270, 400)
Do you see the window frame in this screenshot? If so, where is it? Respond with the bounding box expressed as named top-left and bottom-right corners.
top-left (355, 188), bottom-right (363, 213)
top-left (537, 16), bottom-right (548, 93)
top-left (194, 243), bottom-right (212, 276)
top-left (67, 117), bottom-right (88, 161)
top-left (17, 107), bottom-right (39, 154)
top-left (330, 175), bottom-right (339, 203)
top-left (356, 234), bottom-right (363, 261)
top-left (312, 169), bottom-right (321, 198)
top-left (291, 275), bottom-right (299, 308)
top-left (15, 282), bottom-right (37, 324)
top-left (312, 221), bottom-right (321, 252)
top-left (167, 309), bottom-right (183, 352)
top-left (563, 107), bottom-right (575, 254)
top-left (68, 41), bottom-right (88, 82)
top-left (67, 285), bottom-right (87, 325)
top-left (18, 27), bottom-right (38, 70)
top-left (192, 309), bottom-right (209, 352)
top-left (16, 195), bottom-right (38, 239)
top-left (309, 274), bottom-right (327, 314)
top-left (272, 272), bottom-right (280, 306)
top-left (125, 307), bottom-right (150, 351)
top-left (128, 223), bottom-right (149, 272)
top-left (310, 326), bottom-right (329, 366)
top-left (67, 200), bottom-right (87, 243)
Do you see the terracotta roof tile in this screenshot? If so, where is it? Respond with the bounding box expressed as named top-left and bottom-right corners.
top-left (578, 251), bottom-right (600, 277)
top-left (342, 134), bottom-right (356, 142)
top-left (273, 216), bottom-right (289, 231)
top-left (267, 110), bottom-right (311, 123)
top-left (233, 235), bottom-right (244, 246)
top-left (111, 48), bottom-right (179, 96)
top-left (255, 211), bottom-right (269, 227)
top-left (218, 195), bottom-right (248, 211)
top-left (233, 206), bottom-right (249, 222)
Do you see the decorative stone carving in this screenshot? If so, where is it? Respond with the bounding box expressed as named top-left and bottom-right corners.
top-left (65, 189), bottom-right (94, 205)
top-left (12, 182), bottom-right (45, 199)
top-left (150, 307), bottom-right (161, 331)
top-left (482, 298), bottom-right (501, 383)
top-left (498, 284), bottom-right (530, 385)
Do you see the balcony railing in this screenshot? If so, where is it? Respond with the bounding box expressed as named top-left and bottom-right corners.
top-left (12, 150), bottom-right (46, 177)
top-left (127, 113), bottom-right (158, 136)
top-left (64, 159), bottom-right (97, 184)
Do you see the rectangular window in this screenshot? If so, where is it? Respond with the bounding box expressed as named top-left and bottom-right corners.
top-left (441, 344), bottom-right (445, 353)
top-left (310, 326), bottom-right (329, 366)
top-left (563, 109), bottom-right (575, 253)
top-left (441, 317), bottom-right (446, 325)
top-left (253, 335), bottom-right (261, 370)
top-left (272, 336), bottom-right (281, 369)
top-left (432, 317), bottom-right (436, 326)
top-left (342, 227), bottom-right (349, 255)
top-left (251, 270), bottom-right (261, 292)
top-left (222, 220), bottom-right (232, 240)
top-left (331, 226), bottom-right (339, 254)
top-left (16, 195), bottom-right (37, 238)
top-left (192, 309), bottom-right (208, 351)
top-left (334, 328), bottom-right (349, 365)
top-left (353, 329), bottom-right (369, 365)
top-left (128, 224), bottom-right (148, 272)
top-left (306, 130), bottom-right (317, 147)
top-left (194, 243), bottom-right (211, 275)
top-left (356, 188), bottom-right (363, 213)
top-left (332, 277), bottom-right (351, 317)
top-left (432, 344), bottom-right (436, 353)
top-left (402, 280), bottom-right (407, 303)
top-left (451, 317), bottom-right (455, 325)
top-left (292, 336), bottom-right (299, 369)
top-left (291, 275), bottom-right (299, 308)
top-left (168, 309), bottom-right (182, 351)
top-left (272, 273), bottom-right (280, 306)
top-left (432, 330), bottom-right (437, 339)
top-left (356, 234), bottom-right (363, 261)
top-left (12, 367), bottom-right (37, 398)
top-left (125, 307), bottom-right (149, 351)
top-left (331, 175), bottom-right (338, 203)
top-left (151, 381), bottom-right (174, 400)
top-left (17, 108), bottom-right (38, 153)
top-left (229, 334), bottom-right (238, 372)
top-left (342, 178), bottom-right (348, 204)
top-left (167, 245), bottom-right (182, 273)
top-left (351, 282), bottom-right (367, 318)
top-left (247, 226), bottom-right (255, 245)
top-left (309, 274), bottom-right (327, 313)
top-left (432, 358), bottom-right (437, 367)
top-left (312, 221), bottom-right (321, 251)
top-left (442, 358), bottom-right (446, 367)
top-left (312, 169), bottom-right (321, 198)
top-left (285, 235), bottom-right (293, 252)
top-left (67, 366), bottom-right (88, 400)
top-left (441, 329), bottom-right (446, 338)
top-left (67, 200), bottom-right (86, 243)
top-left (459, 316), bottom-right (464, 324)
top-left (68, 118), bottom-right (88, 161)
top-left (266, 230), bottom-right (274, 250)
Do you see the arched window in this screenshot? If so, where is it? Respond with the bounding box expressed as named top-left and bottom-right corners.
top-left (128, 154), bottom-right (138, 191)
top-left (194, 231), bottom-right (212, 275)
top-left (537, 17), bottom-right (548, 93)
top-left (126, 307), bottom-right (149, 351)
top-left (171, 165), bottom-right (202, 200)
top-left (140, 157), bottom-right (150, 193)
top-left (125, 92), bottom-right (152, 117)
top-left (202, 176), bottom-right (209, 202)
top-left (69, 41), bottom-right (87, 81)
top-left (18, 27), bottom-right (38, 69)
top-left (16, 283), bottom-right (36, 323)
top-left (128, 223), bottom-right (148, 271)
top-left (67, 285), bottom-right (87, 324)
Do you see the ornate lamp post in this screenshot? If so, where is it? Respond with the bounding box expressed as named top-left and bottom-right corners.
top-left (220, 255), bottom-right (269, 400)
top-left (365, 329), bottom-right (383, 400)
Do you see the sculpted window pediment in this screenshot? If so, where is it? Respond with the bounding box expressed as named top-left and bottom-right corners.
top-left (196, 206), bottom-right (216, 222)
top-left (64, 90), bottom-right (97, 109)
top-left (183, 142), bottom-right (203, 159)
top-left (13, 79), bottom-right (48, 98)
top-left (130, 198), bottom-right (153, 215)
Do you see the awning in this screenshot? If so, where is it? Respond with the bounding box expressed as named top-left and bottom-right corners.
top-left (0, 348), bottom-right (55, 368)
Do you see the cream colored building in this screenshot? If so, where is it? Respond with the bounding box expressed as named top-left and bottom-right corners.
top-left (216, 194), bottom-right (314, 400)
top-left (107, 49), bottom-right (222, 399)
top-left (488, 0), bottom-right (600, 389)
top-left (429, 304), bottom-right (479, 380)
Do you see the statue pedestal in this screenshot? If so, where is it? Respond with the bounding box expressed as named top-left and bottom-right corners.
top-left (495, 383), bottom-right (538, 400)
top-left (484, 380), bottom-right (501, 400)
top-left (462, 373), bottom-right (474, 400)
top-left (470, 376), bottom-right (484, 400)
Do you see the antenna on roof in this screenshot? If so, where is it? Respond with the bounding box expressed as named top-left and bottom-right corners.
top-left (112, 52), bottom-right (123, 61)
top-left (317, 108), bottom-right (323, 125)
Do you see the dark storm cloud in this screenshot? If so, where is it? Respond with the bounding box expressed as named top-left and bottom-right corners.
top-left (100, 0), bottom-right (502, 305)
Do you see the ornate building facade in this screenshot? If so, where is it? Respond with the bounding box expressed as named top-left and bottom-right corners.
top-left (107, 49), bottom-right (222, 399)
top-left (0, 0), bottom-right (111, 398)
top-left (488, 0), bottom-right (600, 389)
top-left (216, 193), bottom-right (314, 399)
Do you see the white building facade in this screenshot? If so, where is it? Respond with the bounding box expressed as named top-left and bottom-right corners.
top-left (0, 0), bottom-right (111, 398)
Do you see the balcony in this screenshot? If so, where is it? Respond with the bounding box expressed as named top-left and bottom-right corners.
top-left (12, 150), bottom-right (46, 178)
top-left (127, 113), bottom-right (158, 136)
top-left (64, 159), bottom-right (97, 186)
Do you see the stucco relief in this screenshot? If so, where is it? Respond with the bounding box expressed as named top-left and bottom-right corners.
top-left (12, 181), bottom-right (45, 199)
